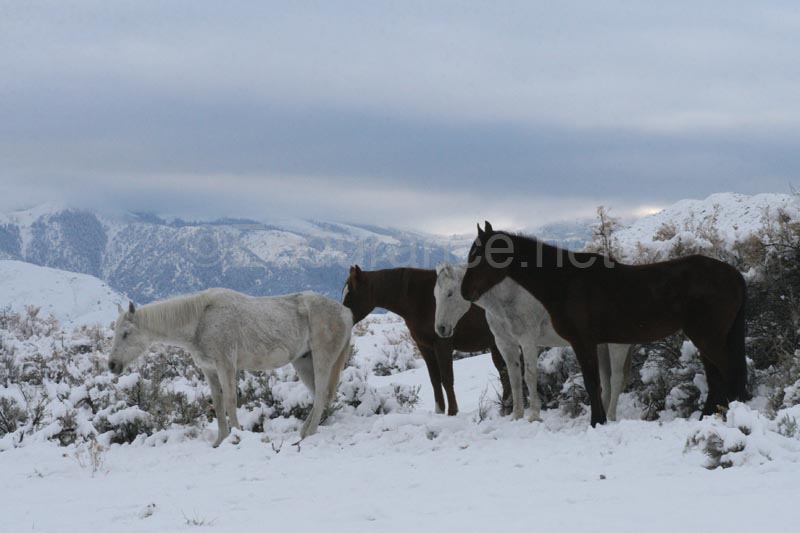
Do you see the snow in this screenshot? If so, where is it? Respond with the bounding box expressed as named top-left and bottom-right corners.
top-left (2, 193), bottom-right (800, 531)
top-left (0, 260), bottom-right (127, 327)
top-left (2, 350), bottom-right (799, 532)
top-left (0, 202), bottom-right (67, 257)
top-left (614, 192), bottom-right (799, 257)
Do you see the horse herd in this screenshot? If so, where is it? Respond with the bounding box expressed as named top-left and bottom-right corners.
top-left (108, 222), bottom-right (749, 447)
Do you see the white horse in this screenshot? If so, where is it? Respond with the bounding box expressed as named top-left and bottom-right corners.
top-left (434, 263), bottom-right (633, 422)
top-left (108, 288), bottom-right (353, 447)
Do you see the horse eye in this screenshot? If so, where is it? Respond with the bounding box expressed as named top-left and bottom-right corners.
top-left (122, 331), bottom-right (128, 339)
top-left (447, 291), bottom-right (454, 297)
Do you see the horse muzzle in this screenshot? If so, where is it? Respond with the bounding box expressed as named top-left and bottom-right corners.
top-left (436, 324), bottom-right (454, 338)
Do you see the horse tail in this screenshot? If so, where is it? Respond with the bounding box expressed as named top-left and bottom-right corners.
top-left (726, 275), bottom-right (749, 402)
top-left (327, 311), bottom-right (353, 403)
top-left (328, 336), bottom-right (351, 404)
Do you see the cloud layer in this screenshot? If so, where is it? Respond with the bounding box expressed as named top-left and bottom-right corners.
top-left (1, 1), bottom-right (799, 233)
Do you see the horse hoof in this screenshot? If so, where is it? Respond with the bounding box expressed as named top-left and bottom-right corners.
top-left (435, 406), bottom-right (445, 415)
top-left (528, 414), bottom-right (542, 423)
top-left (510, 412), bottom-right (523, 421)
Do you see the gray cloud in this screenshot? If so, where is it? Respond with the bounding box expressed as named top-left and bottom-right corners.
top-left (1, 1), bottom-right (799, 233)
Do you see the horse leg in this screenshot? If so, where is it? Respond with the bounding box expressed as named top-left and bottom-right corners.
top-left (606, 344), bottom-right (631, 422)
top-left (520, 339), bottom-right (541, 422)
top-left (419, 345), bottom-right (446, 414)
top-left (699, 356), bottom-right (725, 417)
top-left (490, 345), bottom-right (512, 416)
top-left (685, 328), bottom-right (729, 417)
top-left (495, 338), bottom-right (524, 420)
top-left (218, 361), bottom-right (241, 432)
top-left (292, 351), bottom-right (316, 395)
top-left (572, 340), bottom-right (607, 427)
top-left (299, 348), bottom-right (336, 439)
top-left (597, 344), bottom-right (611, 414)
top-left (434, 344), bottom-right (458, 416)
top-left (203, 368), bottom-right (229, 448)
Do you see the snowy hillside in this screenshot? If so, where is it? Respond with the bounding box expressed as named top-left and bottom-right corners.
top-left (0, 260), bottom-right (125, 327)
top-left (613, 192), bottom-right (799, 258)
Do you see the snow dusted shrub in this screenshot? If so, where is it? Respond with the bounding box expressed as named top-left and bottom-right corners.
top-left (237, 368), bottom-right (314, 431)
top-left (95, 404), bottom-right (155, 445)
top-left (535, 347), bottom-right (590, 418)
top-left (86, 343), bottom-right (212, 444)
top-left (373, 329), bottom-right (419, 376)
top-left (0, 342), bottom-right (19, 384)
top-left (352, 318), bottom-right (375, 337)
top-left (337, 366), bottom-right (420, 415)
top-left (389, 384), bottom-right (421, 412)
top-left (746, 205), bottom-right (800, 408)
top-left (776, 413), bottom-right (798, 438)
top-left (558, 373), bottom-right (588, 418)
top-left (686, 429), bottom-right (745, 470)
top-left (685, 403), bottom-right (799, 469)
top-left (337, 366), bottom-right (370, 410)
top-left (0, 396), bottom-right (26, 435)
top-left (633, 336), bottom-right (705, 420)
top-left (7, 306), bottom-right (61, 340)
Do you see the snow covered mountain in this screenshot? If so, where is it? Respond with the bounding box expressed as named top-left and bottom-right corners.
top-left (1, 193), bottom-right (795, 303)
top-left (0, 260), bottom-right (126, 326)
top-left (0, 205), bottom-right (462, 303)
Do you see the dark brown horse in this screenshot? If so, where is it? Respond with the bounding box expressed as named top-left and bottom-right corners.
top-left (342, 265), bottom-right (510, 415)
top-left (461, 222), bottom-right (748, 427)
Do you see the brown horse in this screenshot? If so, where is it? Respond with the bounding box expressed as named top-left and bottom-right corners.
top-left (461, 222), bottom-right (748, 427)
top-left (342, 265), bottom-right (511, 416)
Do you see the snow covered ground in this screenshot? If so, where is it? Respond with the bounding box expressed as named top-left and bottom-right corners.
top-left (2, 349), bottom-right (799, 532)
top-left (3, 193), bottom-right (800, 532)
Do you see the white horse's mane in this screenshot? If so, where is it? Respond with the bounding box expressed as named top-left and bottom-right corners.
top-left (134, 291), bottom-right (214, 334)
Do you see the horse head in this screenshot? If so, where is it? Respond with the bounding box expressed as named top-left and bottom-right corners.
top-left (461, 221), bottom-right (511, 302)
top-left (108, 302), bottom-right (150, 374)
top-left (434, 262), bottom-right (470, 338)
top-left (341, 265), bottom-right (373, 323)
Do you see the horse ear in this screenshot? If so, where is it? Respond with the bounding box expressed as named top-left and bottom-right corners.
top-left (477, 223), bottom-right (485, 239)
top-left (484, 220), bottom-right (494, 233)
top-left (117, 303), bottom-right (124, 314)
top-left (354, 265), bottom-right (362, 276)
top-left (128, 301), bottom-right (136, 315)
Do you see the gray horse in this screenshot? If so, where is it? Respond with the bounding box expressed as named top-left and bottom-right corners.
top-left (108, 288), bottom-right (352, 446)
top-left (434, 263), bottom-right (633, 421)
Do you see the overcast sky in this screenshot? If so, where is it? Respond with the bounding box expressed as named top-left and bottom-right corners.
top-left (1, 1), bottom-right (799, 233)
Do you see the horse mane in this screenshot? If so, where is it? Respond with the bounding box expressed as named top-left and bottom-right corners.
top-left (134, 291), bottom-right (214, 334)
top-left (496, 230), bottom-right (614, 266)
